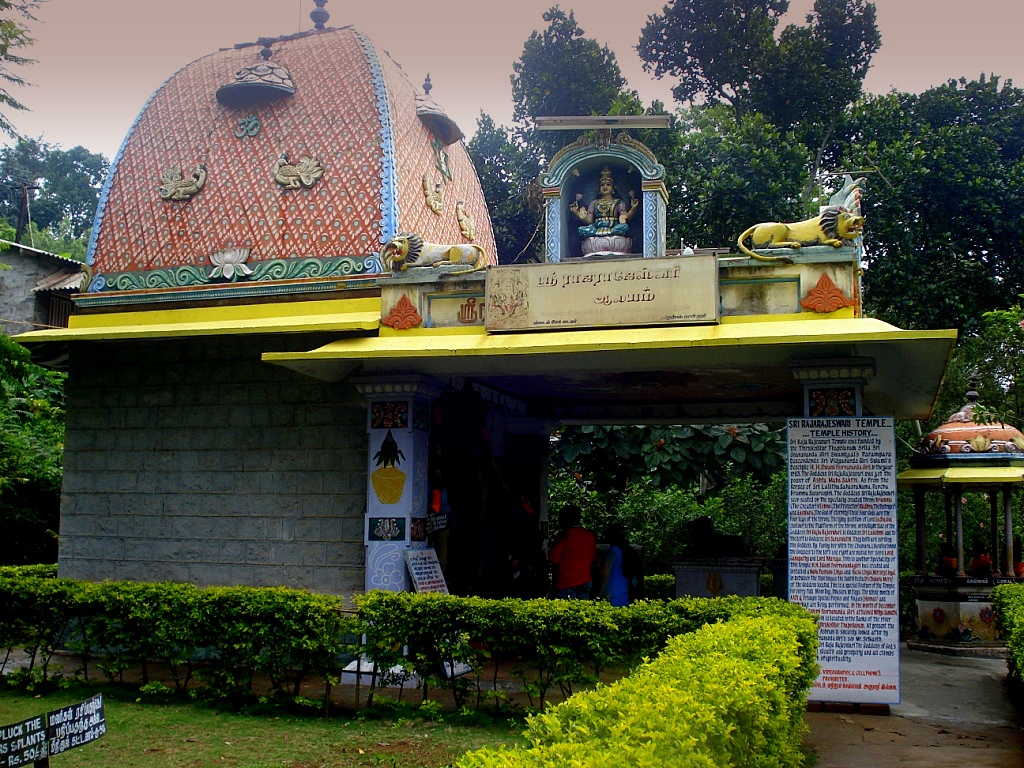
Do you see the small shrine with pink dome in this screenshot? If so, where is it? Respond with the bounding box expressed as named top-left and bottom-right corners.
top-left (900, 377), bottom-right (1024, 647)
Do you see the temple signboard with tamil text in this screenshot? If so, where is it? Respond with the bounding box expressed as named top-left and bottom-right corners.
top-left (485, 256), bottom-right (719, 332)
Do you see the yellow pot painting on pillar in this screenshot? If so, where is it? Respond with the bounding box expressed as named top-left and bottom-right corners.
top-left (371, 428), bottom-right (407, 504)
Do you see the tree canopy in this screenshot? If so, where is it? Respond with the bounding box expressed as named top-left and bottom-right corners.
top-left (474, 6), bottom-right (643, 262)
top-left (638, 0), bottom-right (790, 113)
top-left (0, 1), bottom-right (45, 138)
top-left (466, 115), bottom-right (543, 264)
top-left (511, 7), bottom-right (627, 128)
top-left (842, 76), bottom-right (1024, 332)
top-left (666, 106), bottom-right (809, 248)
top-left (0, 136), bottom-right (107, 249)
top-left (639, 0), bottom-right (880, 206)
top-left (551, 423), bottom-right (787, 495)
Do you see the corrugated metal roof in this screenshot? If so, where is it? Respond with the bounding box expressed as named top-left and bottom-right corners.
top-left (33, 269), bottom-right (84, 292)
top-left (0, 239), bottom-right (82, 266)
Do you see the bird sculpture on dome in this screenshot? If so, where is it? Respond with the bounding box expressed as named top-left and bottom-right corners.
top-left (158, 164), bottom-right (206, 201)
top-left (273, 153), bottom-right (324, 189)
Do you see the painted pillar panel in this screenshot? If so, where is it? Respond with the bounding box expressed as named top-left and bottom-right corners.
top-left (358, 378), bottom-right (440, 592)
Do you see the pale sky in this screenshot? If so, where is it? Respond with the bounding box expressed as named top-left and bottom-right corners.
top-left (5, 0), bottom-right (1022, 161)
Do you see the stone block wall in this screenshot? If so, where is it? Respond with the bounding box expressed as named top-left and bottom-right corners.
top-left (57, 333), bottom-right (367, 596)
top-left (0, 249), bottom-right (55, 335)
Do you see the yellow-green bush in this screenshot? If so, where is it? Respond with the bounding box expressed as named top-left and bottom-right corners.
top-left (456, 614), bottom-right (818, 767)
top-left (992, 582), bottom-right (1024, 706)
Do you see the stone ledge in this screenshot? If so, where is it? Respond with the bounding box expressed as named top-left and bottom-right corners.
top-left (906, 639), bottom-right (1008, 658)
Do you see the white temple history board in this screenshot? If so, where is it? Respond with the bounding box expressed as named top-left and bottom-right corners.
top-left (787, 417), bottom-right (900, 704)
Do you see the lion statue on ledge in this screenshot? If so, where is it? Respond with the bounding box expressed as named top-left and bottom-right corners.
top-left (380, 232), bottom-right (488, 276)
top-left (736, 205), bottom-right (864, 263)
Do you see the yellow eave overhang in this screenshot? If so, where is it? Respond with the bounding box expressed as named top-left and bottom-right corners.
top-left (897, 466), bottom-right (1024, 487)
top-left (263, 317), bottom-right (956, 364)
top-left (12, 298), bottom-right (382, 342)
top-left (263, 316), bottom-right (957, 420)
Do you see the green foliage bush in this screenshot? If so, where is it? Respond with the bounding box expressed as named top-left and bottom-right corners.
top-left (0, 573), bottom-right (817, 727)
top-left (991, 583), bottom-right (1024, 706)
top-left (643, 573), bottom-right (675, 600)
top-left (0, 335), bottom-right (66, 565)
top-left (454, 614), bottom-right (818, 767)
top-left (547, 469), bottom-right (789, 577)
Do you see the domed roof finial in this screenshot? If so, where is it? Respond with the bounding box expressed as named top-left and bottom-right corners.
top-left (965, 371), bottom-right (980, 404)
top-left (215, 38), bottom-right (296, 108)
top-left (415, 72), bottom-right (463, 145)
top-left (311, 0), bottom-right (330, 30)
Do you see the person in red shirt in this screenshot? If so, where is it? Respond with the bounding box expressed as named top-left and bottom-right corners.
top-left (548, 504), bottom-right (597, 599)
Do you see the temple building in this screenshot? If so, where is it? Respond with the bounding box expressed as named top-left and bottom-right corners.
top-left (16, 3), bottom-right (958, 600)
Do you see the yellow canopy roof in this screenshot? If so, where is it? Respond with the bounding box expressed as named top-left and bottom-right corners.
top-left (14, 296), bottom-right (957, 425)
top-left (897, 465), bottom-right (1024, 488)
top-left (13, 298), bottom-right (382, 341)
top-left (263, 315), bottom-right (956, 424)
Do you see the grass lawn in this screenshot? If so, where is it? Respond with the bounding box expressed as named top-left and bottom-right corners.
top-left (0, 684), bottom-right (526, 768)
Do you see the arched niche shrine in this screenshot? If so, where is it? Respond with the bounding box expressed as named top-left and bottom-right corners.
top-left (537, 116), bottom-right (669, 262)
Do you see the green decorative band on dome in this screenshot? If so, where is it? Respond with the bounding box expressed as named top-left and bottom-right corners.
top-left (86, 255), bottom-right (381, 295)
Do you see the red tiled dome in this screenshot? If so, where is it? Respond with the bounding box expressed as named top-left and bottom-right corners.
top-left (85, 25), bottom-right (494, 296)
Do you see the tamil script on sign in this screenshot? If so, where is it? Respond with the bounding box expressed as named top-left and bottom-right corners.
top-left (485, 256), bottom-right (720, 331)
top-left (0, 693), bottom-right (106, 766)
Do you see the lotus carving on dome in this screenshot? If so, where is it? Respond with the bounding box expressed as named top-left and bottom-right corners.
top-left (209, 248), bottom-right (254, 281)
top-left (965, 434), bottom-right (992, 452)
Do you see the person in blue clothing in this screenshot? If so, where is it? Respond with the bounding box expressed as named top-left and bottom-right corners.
top-left (597, 524), bottom-right (639, 607)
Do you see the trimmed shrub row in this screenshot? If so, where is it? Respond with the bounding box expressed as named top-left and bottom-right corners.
top-left (455, 614), bottom-right (819, 767)
top-left (991, 582), bottom-right (1024, 707)
top-left (1, 567), bottom-right (817, 716)
top-left (0, 571), bottom-right (352, 702)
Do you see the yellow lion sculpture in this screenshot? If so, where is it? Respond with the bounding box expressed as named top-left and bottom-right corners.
top-left (736, 205), bottom-right (864, 263)
top-left (381, 232), bottom-right (488, 276)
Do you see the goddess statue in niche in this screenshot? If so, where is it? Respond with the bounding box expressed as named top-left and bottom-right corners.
top-left (569, 166), bottom-right (639, 256)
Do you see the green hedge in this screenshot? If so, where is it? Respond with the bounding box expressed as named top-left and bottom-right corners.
top-left (353, 591), bottom-right (814, 709)
top-left (991, 583), bottom-right (1024, 707)
top-left (454, 613), bottom-right (819, 767)
top-left (0, 574), bottom-right (356, 702)
top-left (643, 572), bottom-right (675, 600)
top-left (1, 570), bottom-right (816, 719)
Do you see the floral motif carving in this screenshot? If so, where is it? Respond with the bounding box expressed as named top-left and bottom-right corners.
top-left (801, 272), bottom-right (855, 313)
top-left (208, 247), bottom-right (253, 280)
top-left (382, 294), bottom-right (422, 330)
